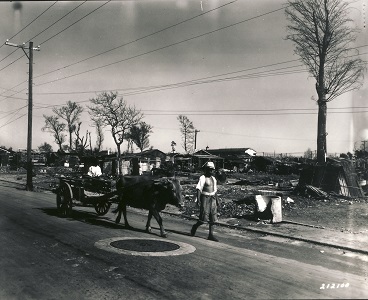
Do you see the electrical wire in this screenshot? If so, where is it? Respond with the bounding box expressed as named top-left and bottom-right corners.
top-left (0, 54), bottom-right (25, 72)
top-left (34, 5), bottom-right (289, 87)
top-left (33, 60), bottom-right (303, 95)
top-left (0, 1), bottom-right (86, 92)
top-left (33, 0), bottom-right (238, 80)
top-left (143, 110), bottom-right (368, 116)
top-left (0, 1), bottom-right (94, 90)
top-left (27, 1), bottom-right (87, 42)
top-left (0, 105), bottom-right (27, 116)
top-left (0, 48), bottom-right (20, 64)
top-left (2, 3), bottom-right (366, 106)
top-left (30, 97), bottom-right (368, 116)
top-left (31, 47), bottom-right (368, 98)
top-left (0, 1), bottom-right (58, 52)
top-left (0, 95), bottom-right (28, 102)
top-left (0, 112), bottom-right (27, 129)
top-left (0, 104), bottom-right (27, 131)
top-left (0, 60), bottom-right (303, 102)
top-left (38, 1), bottom-right (111, 46)
top-left (4, 48), bottom-right (366, 106)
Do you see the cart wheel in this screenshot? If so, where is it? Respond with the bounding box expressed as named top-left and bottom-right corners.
top-left (94, 201), bottom-right (111, 216)
top-left (56, 182), bottom-right (73, 217)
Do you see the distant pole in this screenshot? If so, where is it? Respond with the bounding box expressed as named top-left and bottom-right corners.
top-left (194, 129), bottom-right (200, 151)
top-left (5, 40), bottom-right (40, 191)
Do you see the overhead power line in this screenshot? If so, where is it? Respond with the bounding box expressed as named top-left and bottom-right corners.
top-left (0, 1), bottom-right (57, 52)
top-left (0, 112), bottom-right (27, 129)
top-left (31, 47), bottom-right (368, 98)
top-left (28, 1), bottom-right (87, 42)
top-left (4, 48), bottom-right (367, 104)
top-left (30, 97), bottom-right (368, 115)
top-left (33, 0), bottom-right (238, 80)
top-left (0, 1), bottom-right (99, 98)
top-left (1, 58), bottom-right (303, 102)
top-left (0, 48), bottom-right (20, 64)
top-left (34, 5), bottom-right (289, 88)
top-left (38, 1), bottom-right (111, 46)
top-left (4, 3), bottom-right (367, 101)
top-left (0, 54), bottom-right (25, 72)
top-left (0, 104), bottom-right (27, 121)
top-left (143, 110), bottom-right (368, 116)
top-left (142, 106), bottom-right (368, 112)
top-left (0, 0), bottom-right (97, 95)
top-left (34, 59), bottom-right (303, 95)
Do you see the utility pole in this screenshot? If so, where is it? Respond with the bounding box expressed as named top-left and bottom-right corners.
top-left (5, 40), bottom-right (40, 191)
top-left (194, 129), bottom-right (200, 151)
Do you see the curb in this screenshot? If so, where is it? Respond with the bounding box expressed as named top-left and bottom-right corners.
top-left (162, 211), bottom-right (368, 255)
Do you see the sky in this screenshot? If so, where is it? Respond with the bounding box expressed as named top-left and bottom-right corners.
top-left (0, 0), bottom-right (367, 156)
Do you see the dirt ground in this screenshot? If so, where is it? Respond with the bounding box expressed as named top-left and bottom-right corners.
top-left (178, 173), bottom-right (368, 234)
top-left (1, 169), bottom-right (367, 234)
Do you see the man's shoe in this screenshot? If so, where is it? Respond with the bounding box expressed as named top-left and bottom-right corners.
top-left (208, 235), bottom-right (219, 242)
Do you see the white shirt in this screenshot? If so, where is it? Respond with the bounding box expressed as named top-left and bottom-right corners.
top-left (88, 165), bottom-right (102, 177)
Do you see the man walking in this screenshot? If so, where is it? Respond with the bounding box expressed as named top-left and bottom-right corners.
top-left (190, 161), bottom-right (220, 241)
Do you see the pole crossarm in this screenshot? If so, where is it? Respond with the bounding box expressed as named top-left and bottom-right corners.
top-left (5, 40), bottom-right (40, 59)
top-left (5, 39), bottom-right (40, 50)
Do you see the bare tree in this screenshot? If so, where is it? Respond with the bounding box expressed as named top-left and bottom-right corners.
top-left (42, 115), bottom-right (66, 151)
top-left (129, 122), bottom-right (153, 152)
top-left (177, 115), bottom-right (195, 153)
top-left (285, 0), bottom-right (366, 163)
top-left (88, 92), bottom-right (143, 174)
top-left (92, 118), bottom-right (104, 152)
top-left (53, 101), bottom-right (84, 151)
top-left (74, 122), bottom-right (90, 154)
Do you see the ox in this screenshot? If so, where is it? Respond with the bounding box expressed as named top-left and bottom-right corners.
top-left (114, 175), bottom-right (183, 237)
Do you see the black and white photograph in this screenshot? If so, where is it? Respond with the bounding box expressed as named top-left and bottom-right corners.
top-left (0, 0), bottom-right (367, 299)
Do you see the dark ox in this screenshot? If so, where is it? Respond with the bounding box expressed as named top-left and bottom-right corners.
top-left (114, 175), bottom-right (183, 237)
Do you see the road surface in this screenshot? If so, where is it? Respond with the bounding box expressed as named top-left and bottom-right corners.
top-left (0, 181), bottom-right (367, 299)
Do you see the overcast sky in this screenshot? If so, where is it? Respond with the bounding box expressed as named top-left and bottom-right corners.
top-left (0, 0), bottom-right (367, 155)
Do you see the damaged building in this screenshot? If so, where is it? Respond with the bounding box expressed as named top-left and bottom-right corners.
top-left (206, 148), bottom-right (256, 172)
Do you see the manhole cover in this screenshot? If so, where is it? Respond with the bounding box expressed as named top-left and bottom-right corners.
top-left (111, 239), bottom-right (180, 252)
top-left (95, 237), bottom-right (196, 256)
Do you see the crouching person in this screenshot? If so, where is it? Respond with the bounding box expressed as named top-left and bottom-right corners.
top-left (190, 161), bottom-right (220, 242)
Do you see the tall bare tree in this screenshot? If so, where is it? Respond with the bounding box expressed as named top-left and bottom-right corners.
top-left (285, 0), bottom-right (366, 163)
top-left (129, 122), bottom-right (153, 152)
top-left (88, 92), bottom-right (143, 174)
top-left (42, 115), bottom-right (66, 151)
top-left (53, 101), bottom-right (84, 151)
top-left (177, 115), bottom-right (195, 153)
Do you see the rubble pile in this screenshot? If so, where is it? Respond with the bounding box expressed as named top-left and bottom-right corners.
top-left (178, 171), bottom-right (368, 222)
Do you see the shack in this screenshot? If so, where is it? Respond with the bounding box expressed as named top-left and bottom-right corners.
top-left (298, 158), bottom-right (364, 198)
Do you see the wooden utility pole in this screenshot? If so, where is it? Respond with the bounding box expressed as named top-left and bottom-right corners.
top-left (194, 129), bottom-right (200, 151)
top-left (5, 40), bottom-right (40, 191)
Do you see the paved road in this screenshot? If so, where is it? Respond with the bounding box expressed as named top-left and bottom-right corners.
top-left (1, 181), bottom-right (367, 299)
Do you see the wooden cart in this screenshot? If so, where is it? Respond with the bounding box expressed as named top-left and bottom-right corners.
top-left (54, 176), bottom-right (118, 217)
